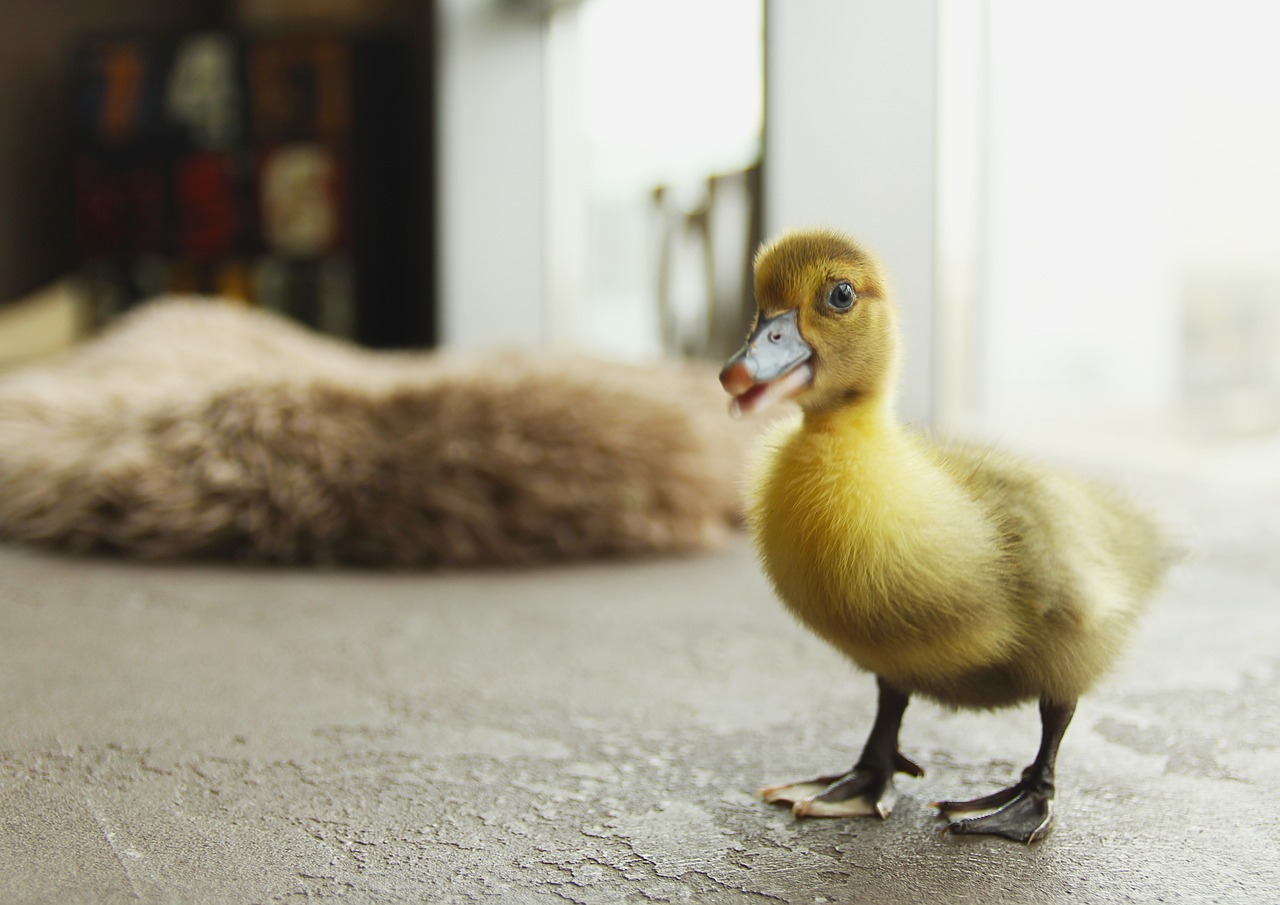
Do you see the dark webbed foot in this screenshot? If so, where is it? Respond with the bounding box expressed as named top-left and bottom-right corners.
top-left (935, 776), bottom-right (1055, 844)
top-left (762, 677), bottom-right (922, 819)
top-left (936, 698), bottom-right (1076, 845)
top-left (762, 751), bottom-right (924, 818)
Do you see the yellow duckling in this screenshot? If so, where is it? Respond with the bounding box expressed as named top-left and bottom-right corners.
top-left (719, 229), bottom-right (1169, 843)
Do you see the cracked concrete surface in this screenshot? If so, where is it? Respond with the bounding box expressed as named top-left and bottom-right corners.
top-left (1, 476), bottom-right (1278, 903)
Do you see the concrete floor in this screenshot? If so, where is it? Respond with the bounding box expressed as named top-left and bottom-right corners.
top-left (2, 475), bottom-right (1278, 904)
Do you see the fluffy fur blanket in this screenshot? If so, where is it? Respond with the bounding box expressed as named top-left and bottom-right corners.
top-left (0, 299), bottom-right (756, 566)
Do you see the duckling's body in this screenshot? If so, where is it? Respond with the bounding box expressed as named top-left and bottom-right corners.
top-left (721, 229), bottom-right (1169, 842)
top-left (754, 414), bottom-right (1160, 709)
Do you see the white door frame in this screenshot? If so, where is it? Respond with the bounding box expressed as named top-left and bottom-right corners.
top-left (765, 0), bottom-right (965, 427)
top-left (436, 0), bottom-right (976, 430)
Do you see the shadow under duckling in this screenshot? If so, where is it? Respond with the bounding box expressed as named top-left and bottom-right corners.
top-left (720, 228), bottom-right (1172, 843)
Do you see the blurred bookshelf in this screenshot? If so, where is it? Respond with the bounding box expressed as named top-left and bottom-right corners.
top-left (0, 0), bottom-right (434, 358)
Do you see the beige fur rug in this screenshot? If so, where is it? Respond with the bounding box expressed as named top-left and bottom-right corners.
top-left (0, 299), bottom-right (756, 566)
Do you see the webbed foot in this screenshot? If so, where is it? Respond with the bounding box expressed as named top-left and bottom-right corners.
top-left (935, 779), bottom-right (1055, 844)
top-left (933, 699), bottom-right (1076, 844)
top-left (761, 751), bottom-right (924, 819)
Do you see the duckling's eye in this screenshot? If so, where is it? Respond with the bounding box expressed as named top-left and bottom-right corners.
top-left (827, 281), bottom-right (856, 311)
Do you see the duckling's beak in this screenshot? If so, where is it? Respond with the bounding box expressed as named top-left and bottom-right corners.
top-left (719, 309), bottom-right (815, 418)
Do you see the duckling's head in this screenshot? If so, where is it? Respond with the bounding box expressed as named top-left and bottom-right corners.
top-left (719, 229), bottom-right (899, 418)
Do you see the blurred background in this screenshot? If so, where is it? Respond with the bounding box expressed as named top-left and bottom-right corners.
top-left (0, 0), bottom-right (1277, 485)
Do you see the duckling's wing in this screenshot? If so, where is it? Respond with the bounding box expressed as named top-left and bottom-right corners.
top-left (932, 442), bottom-right (1170, 626)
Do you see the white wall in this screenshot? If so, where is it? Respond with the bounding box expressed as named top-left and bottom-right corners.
top-left (975, 1), bottom-right (1280, 439)
top-left (436, 0), bottom-right (548, 348)
top-left (979, 1), bottom-right (1178, 424)
top-left (764, 0), bottom-right (939, 424)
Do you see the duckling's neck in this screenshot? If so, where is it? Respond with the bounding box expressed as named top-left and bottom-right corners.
top-left (801, 388), bottom-right (898, 438)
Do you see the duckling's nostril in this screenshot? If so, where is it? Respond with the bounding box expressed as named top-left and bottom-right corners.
top-left (769, 331), bottom-right (782, 342)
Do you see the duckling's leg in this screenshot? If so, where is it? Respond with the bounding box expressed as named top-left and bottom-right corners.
top-left (760, 677), bottom-right (923, 818)
top-left (935, 698), bottom-right (1075, 844)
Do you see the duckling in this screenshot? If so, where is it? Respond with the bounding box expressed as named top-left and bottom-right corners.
top-left (719, 229), bottom-right (1169, 843)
